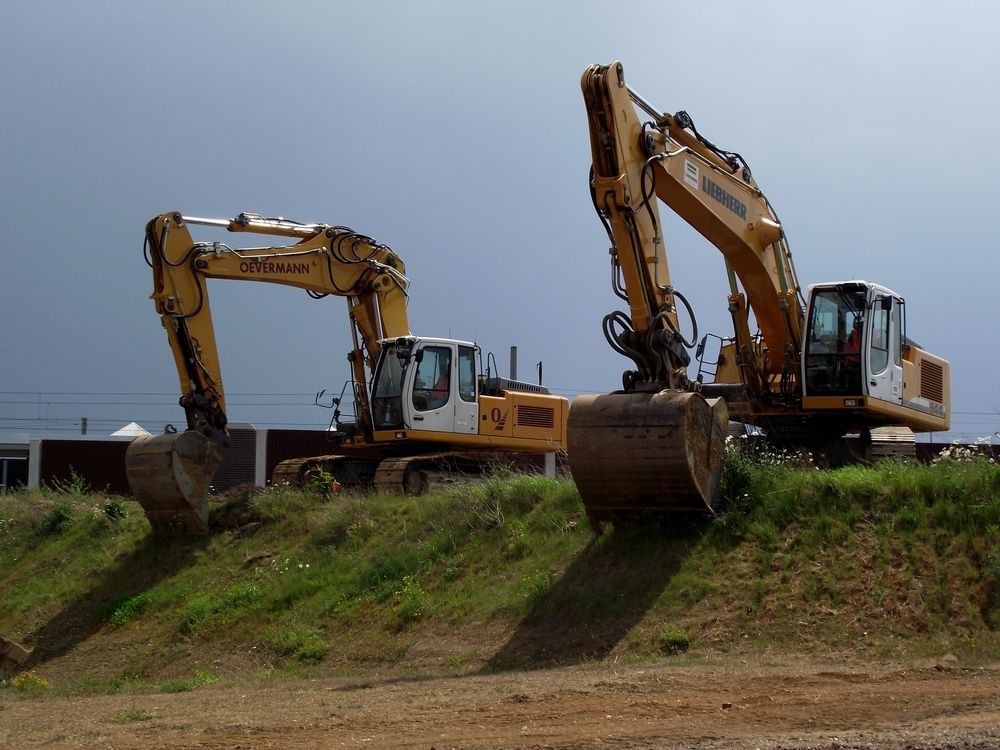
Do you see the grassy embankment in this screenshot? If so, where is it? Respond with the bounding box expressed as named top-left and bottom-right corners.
top-left (0, 447), bottom-right (997, 696)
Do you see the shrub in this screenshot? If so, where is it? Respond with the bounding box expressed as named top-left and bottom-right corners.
top-left (103, 499), bottom-right (129, 521)
top-left (459, 470), bottom-right (564, 529)
top-left (657, 626), bottom-right (692, 655)
top-left (306, 469), bottom-right (342, 497)
top-left (159, 668), bottom-right (219, 693)
top-left (49, 468), bottom-right (88, 497)
top-left (263, 622), bottom-right (329, 663)
top-left (39, 501), bottom-right (76, 535)
top-left (392, 575), bottom-right (429, 627)
top-left (9, 671), bottom-right (50, 693)
top-left (521, 569), bottom-right (554, 606)
top-left (719, 438), bottom-right (755, 508)
top-left (108, 592), bottom-right (152, 628)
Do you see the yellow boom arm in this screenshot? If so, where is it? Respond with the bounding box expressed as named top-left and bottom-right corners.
top-left (144, 211), bottom-right (411, 440)
top-left (582, 62), bottom-right (804, 395)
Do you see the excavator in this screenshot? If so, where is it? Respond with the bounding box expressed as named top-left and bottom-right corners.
top-left (126, 211), bottom-right (568, 533)
top-left (568, 62), bottom-right (950, 529)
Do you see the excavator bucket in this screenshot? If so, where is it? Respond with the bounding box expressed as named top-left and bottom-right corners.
top-left (125, 431), bottom-right (226, 534)
top-left (0, 636), bottom-right (31, 678)
top-left (567, 390), bottom-right (729, 530)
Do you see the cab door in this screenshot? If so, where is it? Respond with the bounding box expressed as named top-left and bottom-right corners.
top-left (453, 345), bottom-right (479, 434)
top-left (866, 295), bottom-right (903, 405)
top-left (406, 343), bottom-right (456, 433)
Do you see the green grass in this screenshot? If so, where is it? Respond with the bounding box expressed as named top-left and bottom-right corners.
top-left (158, 668), bottom-right (220, 693)
top-left (1, 451), bottom-right (998, 692)
top-left (107, 709), bottom-right (153, 724)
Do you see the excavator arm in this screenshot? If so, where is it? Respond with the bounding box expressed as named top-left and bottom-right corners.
top-left (128, 211), bottom-right (411, 532)
top-left (582, 61), bottom-right (804, 397)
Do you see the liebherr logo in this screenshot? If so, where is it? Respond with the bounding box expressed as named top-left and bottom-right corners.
top-left (701, 176), bottom-right (748, 220)
top-left (238, 260), bottom-right (311, 274)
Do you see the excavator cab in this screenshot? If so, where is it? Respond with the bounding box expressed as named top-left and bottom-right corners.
top-left (803, 281), bottom-right (904, 406)
top-left (370, 337), bottom-right (480, 437)
top-left (803, 283), bottom-right (870, 396)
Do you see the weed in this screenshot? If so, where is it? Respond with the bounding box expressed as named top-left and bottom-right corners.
top-left (102, 499), bottom-right (129, 521)
top-left (109, 710), bottom-right (153, 723)
top-left (720, 439), bottom-right (754, 508)
top-left (8, 671), bottom-right (50, 693)
top-left (108, 592), bottom-right (152, 628)
top-left (657, 626), bottom-right (692, 655)
top-left (933, 439), bottom-right (996, 465)
top-left (38, 501), bottom-right (76, 535)
top-left (306, 468), bottom-right (342, 498)
top-left (109, 666), bottom-right (148, 692)
top-left (392, 575), bottom-right (429, 627)
top-left (310, 501), bottom-right (374, 547)
top-left (179, 582), bottom-right (262, 635)
top-left (159, 668), bottom-right (219, 693)
top-left (665, 571), bottom-right (715, 604)
top-left (49, 468), bottom-right (89, 497)
top-left (504, 520), bottom-right (531, 559)
top-left (520, 569), bottom-right (554, 606)
top-left (263, 621), bottom-right (329, 663)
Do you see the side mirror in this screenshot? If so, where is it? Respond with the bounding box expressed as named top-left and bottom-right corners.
top-left (880, 296), bottom-right (893, 311)
top-left (394, 337), bottom-right (414, 368)
top-left (695, 335), bottom-right (706, 360)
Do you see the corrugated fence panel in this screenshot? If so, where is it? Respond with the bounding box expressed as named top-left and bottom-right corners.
top-left (210, 427), bottom-right (256, 492)
top-left (39, 440), bottom-right (131, 495)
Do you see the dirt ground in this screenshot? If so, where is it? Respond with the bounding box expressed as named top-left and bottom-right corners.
top-left (2, 657), bottom-right (998, 750)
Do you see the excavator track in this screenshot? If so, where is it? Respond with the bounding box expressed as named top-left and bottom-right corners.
top-left (271, 455), bottom-right (378, 489)
top-left (373, 451), bottom-right (508, 495)
top-left (274, 450), bottom-right (526, 495)
top-left (868, 426), bottom-right (916, 461)
top-left (373, 456), bottom-right (436, 495)
top-left (567, 390), bottom-right (728, 531)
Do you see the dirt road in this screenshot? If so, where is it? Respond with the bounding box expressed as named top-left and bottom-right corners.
top-left (2, 658), bottom-right (998, 749)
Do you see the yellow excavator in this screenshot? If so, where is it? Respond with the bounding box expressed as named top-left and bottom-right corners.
top-left (569, 62), bottom-right (950, 529)
top-left (127, 211), bottom-right (568, 533)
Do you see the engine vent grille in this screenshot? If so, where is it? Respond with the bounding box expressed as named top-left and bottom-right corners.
top-left (517, 405), bottom-right (555, 428)
top-left (920, 360), bottom-right (944, 404)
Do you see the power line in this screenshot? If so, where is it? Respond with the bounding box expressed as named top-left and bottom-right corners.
top-left (0, 391), bottom-right (316, 396)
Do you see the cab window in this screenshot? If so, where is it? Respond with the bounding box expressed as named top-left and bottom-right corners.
top-left (804, 286), bottom-right (866, 396)
top-left (869, 300), bottom-right (890, 375)
top-left (371, 347), bottom-right (405, 429)
top-left (458, 346), bottom-right (476, 403)
top-left (412, 346), bottom-right (451, 411)
top-left (891, 298), bottom-right (902, 367)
